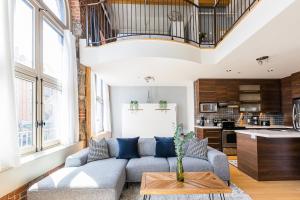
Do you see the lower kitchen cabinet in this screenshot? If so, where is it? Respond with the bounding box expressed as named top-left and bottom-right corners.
top-left (196, 128), bottom-right (222, 151)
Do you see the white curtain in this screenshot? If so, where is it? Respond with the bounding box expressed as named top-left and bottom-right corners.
top-left (91, 72), bottom-right (111, 135)
top-left (91, 71), bottom-right (97, 135)
top-left (0, 0), bottom-right (20, 171)
top-left (60, 30), bottom-right (80, 145)
top-left (102, 82), bottom-right (112, 133)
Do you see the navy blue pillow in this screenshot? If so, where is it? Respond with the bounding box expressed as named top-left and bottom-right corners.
top-left (154, 137), bottom-right (176, 158)
top-left (117, 137), bottom-right (140, 159)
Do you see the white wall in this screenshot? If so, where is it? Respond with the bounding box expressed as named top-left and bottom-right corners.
top-left (110, 86), bottom-right (194, 138)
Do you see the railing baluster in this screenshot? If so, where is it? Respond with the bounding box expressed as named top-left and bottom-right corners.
top-left (84, 0), bottom-right (258, 47)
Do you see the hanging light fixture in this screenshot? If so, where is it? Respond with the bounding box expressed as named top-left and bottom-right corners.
top-left (256, 56), bottom-right (269, 65)
top-left (144, 76), bottom-right (155, 103)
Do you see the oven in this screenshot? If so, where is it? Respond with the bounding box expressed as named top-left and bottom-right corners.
top-left (222, 130), bottom-right (237, 148)
top-left (221, 121), bottom-right (245, 155)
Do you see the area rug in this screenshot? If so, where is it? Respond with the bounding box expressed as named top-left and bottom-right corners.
top-left (229, 160), bottom-right (238, 168)
top-left (120, 183), bottom-right (252, 200)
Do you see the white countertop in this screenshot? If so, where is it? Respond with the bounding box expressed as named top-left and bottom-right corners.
top-left (195, 125), bottom-right (293, 129)
top-left (235, 129), bottom-right (300, 138)
top-left (194, 126), bottom-right (222, 129)
top-left (244, 125), bottom-right (293, 129)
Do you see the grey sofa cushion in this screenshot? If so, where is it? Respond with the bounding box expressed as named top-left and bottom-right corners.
top-left (107, 138), bottom-right (119, 157)
top-left (138, 138), bottom-right (156, 156)
top-left (28, 158), bottom-right (128, 200)
top-left (167, 157), bottom-right (213, 172)
top-left (185, 138), bottom-right (208, 160)
top-left (126, 156), bottom-right (169, 182)
top-left (65, 148), bottom-right (89, 167)
top-left (87, 138), bottom-right (110, 163)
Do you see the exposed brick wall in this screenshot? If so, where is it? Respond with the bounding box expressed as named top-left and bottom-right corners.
top-left (0, 165), bottom-right (64, 200)
top-left (69, 0), bottom-right (81, 23)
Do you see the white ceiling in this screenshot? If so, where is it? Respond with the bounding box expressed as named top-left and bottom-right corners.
top-left (80, 0), bottom-right (300, 86)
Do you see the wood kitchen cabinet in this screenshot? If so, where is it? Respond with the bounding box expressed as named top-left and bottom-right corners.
top-left (195, 79), bottom-right (239, 103)
top-left (198, 80), bottom-right (217, 103)
top-left (194, 79), bottom-right (281, 113)
top-left (291, 72), bottom-right (300, 99)
top-left (260, 80), bottom-right (281, 113)
top-left (281, 77), bottom-right (293, 126)
top-left (216, 80), bottom-right (239, 102)
top-left (196, 128), bottom-right (222, 151)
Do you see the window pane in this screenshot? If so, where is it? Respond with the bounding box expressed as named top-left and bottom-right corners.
top-left (43, 86), bottom-right (61, 144)
top-left (43, 0), bottom-right (66, 23)
top-left (15, 78), bottom-right (35, 149)
top-left (14, 0), bottom-right (34, 68)
top-left (43, 20), bottom-right (63, 79)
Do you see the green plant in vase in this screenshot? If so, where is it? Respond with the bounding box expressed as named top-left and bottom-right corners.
top-left (159, 100), bottom-right (167, 109)
top-left (173, 124), bottom-right (195, 182)
top-left (130, 100), bottom-right (139, 110)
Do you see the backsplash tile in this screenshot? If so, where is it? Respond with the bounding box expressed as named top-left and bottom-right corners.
top-left (195, 107), bottom-right (284, 126)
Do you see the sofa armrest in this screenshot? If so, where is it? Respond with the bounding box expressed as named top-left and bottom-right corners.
top-left (207, 147), bottom-right (230, 181)
top-left (65, 148), bottom-right (89, 167)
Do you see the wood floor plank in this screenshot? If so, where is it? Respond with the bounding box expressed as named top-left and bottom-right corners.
top-left (229, 156), bottom-right (300, 200)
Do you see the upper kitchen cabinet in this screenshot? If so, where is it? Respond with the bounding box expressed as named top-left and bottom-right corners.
top-left (291, 72), bottom-right (300, 99)
top-left (195, 79), bottom-right (239, 103)
top-left (260, 80), bottom-right (281, 113)
top-left (216, 80), bottom-right (239, 102)
top-left (281, 77), bottom-right (293, 126)
top-left (197, 80), bottom-right (217, 103)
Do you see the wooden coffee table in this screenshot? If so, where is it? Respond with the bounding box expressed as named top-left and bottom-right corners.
top-left (140, 172), bottom-right (232, 200)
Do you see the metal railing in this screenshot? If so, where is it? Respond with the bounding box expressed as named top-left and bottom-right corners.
top-left (83, 0), bottom-right (258, 47)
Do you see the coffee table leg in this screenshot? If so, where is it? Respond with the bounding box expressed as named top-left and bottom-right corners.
top-left (143, 195), bottom-right (147, 200)
top-left (219, 194), bottom-right (225, 200)
top-left (148, 195), bottom-right (151, 200)
top-left (208, 194), bottom-right (214, 200)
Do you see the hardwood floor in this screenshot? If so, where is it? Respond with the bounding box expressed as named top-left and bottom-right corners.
top-left (228, 156), bottom-right (300, 200)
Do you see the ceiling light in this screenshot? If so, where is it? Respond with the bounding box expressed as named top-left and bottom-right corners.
top-left (256, 56), bottom-right (269, 65)
top-left (226, 69), bottom-right (232, 72)
top-left (267, 68), bottom-right (274, 72)
top-left (144, 76), bottom-right (155, 83)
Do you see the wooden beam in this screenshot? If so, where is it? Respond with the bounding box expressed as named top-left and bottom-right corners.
top-left (85, 67), bottom-right (92, 146)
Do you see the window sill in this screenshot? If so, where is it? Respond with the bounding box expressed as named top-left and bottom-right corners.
top-left (20, 142), bottom-right (83, 165)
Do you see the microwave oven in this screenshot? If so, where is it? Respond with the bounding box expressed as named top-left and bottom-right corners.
top-left (200, 103), bottom-right (218, 113)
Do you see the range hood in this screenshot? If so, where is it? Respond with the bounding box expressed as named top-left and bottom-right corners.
top-left (218, 102), bottom-right (240, 108)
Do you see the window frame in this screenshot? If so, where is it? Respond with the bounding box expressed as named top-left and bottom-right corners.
top-left (14, 0), bottom-right (70, 155)
top-left (41, 81), bottom-right (62, 150)
top-left (40, 0), bottom-right (69, 28)
top-left (15, 72), bottom-right (37, 155)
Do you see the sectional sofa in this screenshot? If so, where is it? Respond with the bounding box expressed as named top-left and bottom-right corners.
top-left (27, 138), bottom-right (230, 200)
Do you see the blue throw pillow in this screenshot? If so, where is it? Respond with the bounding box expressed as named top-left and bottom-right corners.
top-left (117, 137), bottom-right (140, 159)
top-left (154, 137), bottom-right (176, 158)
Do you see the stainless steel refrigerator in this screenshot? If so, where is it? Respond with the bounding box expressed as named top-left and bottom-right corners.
top-left (293, 98), bottom-right (300, 131)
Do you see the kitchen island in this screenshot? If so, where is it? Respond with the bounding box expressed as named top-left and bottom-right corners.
top-left (235, 129), bottom-right (300, 181)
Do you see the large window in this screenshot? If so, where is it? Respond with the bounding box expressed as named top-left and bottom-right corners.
top-left (14, 0), bottom-right (68, 154)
